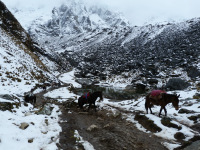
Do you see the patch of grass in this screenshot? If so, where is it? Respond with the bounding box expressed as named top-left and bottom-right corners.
top-left (161, 117), bottom-right (182, 130)
top-left (188, 115), bottom-right (200, 123)
top-left (134, 113), bottom-right (162, 133)
top-left (5, 72), bottom-right (22, 82)
top-left (25, 81), bottom-right (31, 85)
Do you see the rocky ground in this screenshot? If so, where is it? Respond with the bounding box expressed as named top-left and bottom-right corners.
top-left (35, 84), bottom-right (168, 150)
top-left (34, 85), bottom-right (170, 150)
top-left (33, 82), bottom-right (200, 150)
top-left (57, 101), bottom-right (168, 150)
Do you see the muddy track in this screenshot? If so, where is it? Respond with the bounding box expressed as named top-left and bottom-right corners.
top-left (57, 102), bottom-right (168, 150)
top-left (35, 85), bottom-right (168, 150)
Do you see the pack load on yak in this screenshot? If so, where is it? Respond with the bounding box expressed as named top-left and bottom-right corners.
top-left (149, 90), bottom-right (166, 101)
top-left (83, 92), bottom-right (90, 99)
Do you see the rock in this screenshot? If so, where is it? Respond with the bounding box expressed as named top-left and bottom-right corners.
top-left (0, 102), bottom-right (14, 111)
top-left (99, 73), bottom-right (107, 80)
top-left (87, 124), bottom-right (99, 131)
top-left (24, 112), bottom-right (32, 116)
top-left (0, 94), bottom-right (15, 100)
top-left (193, 93), bottom-right (200, 99)
top-left (191, 123), bottom-right (200, 133)
top-left (174, 132), bottom-right (185, 140)
top-left (28, 138), bottom-right (34, 143)
top-left (75, 78), bottom-right (94, 86)
top-left (135, 83), bottom-right (146, 93)
top-left (188, 115), bottom-right (199, 123)
top-left (183, 140), bottom-right (200, 150)
top-left (45, 119), bottom-right (49, 126)
top-left (178, 108), bottom-right (196, 114)
top-left (37, 104), bottom-right (54, 115)
top-left (20, 122), bottom-right (29, 130)
top-left (97, 117), bottom-right (104, 122)
top-left (165, 78), bottom-right (190, 90)
top-left (125, 85), bottom-right (134, 90)
top-left (112, 110), bottom-right (121, 118)
top-left (103, 123), bottom-right (114, 130)
top-left (186, 66), bottom-right (200, 79)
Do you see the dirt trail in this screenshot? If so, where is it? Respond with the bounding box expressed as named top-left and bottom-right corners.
top-left (35, 84), bottom-right (168, 150)
top-left (56, 102), bottom-right (168, 150)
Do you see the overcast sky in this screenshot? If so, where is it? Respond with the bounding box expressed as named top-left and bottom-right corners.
top-left (2, 0), bottom-right (200, 26)
top-left (93, 0), bottom-right (200, 25)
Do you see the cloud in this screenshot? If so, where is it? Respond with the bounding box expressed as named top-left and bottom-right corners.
top-left (2, 0), bottom-right (200, 26)
top-left (84, 0), bottom-right (200, 25)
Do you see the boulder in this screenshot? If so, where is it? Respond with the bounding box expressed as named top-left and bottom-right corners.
top-left (165, 78), bottom-right (190, 90)
top-left (87, 124), bottom-right (99, 131)
top-left (20, 122), bottom-right (29, 130)
top-left (135, 83), bottom-right (146, 93)
top-left (0, 94), bottom-right (15, 100)
top-left (37, 104), bottom-right (54, 115)
top-left (0, 102), bottom-right (14, 111)
top-left (112, 110), bottom-right (121, 118)
top-left (186, 66), bottom-right (200, 79)
top-left (178, 108), bottom-right (195, 114)
top-left (174, 132), bottom-right (185, 140)
top-left (183, 140), bottom-right (200, 150)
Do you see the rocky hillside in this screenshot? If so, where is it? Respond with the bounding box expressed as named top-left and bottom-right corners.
top-left (67, 19), bottom-right (200, 82)
top-left (0, 1), bottom-right (69, 94)
top-left (24, 2), bottom-right (200, 81)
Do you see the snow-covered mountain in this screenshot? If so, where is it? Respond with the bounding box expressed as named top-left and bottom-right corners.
top-left (25, 1), bottom-right (130, 54)
top-left (3, 0), bottom-right (200, 88)
top-left (0, 1), bottom-right (64, 94)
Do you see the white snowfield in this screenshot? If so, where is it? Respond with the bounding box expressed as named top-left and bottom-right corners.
top-left (0, 69), bottom-right (199, 150)
top-left (51, 70), bottom-right (200, 150)
top-left (0, 101), bottom-right (61, 150)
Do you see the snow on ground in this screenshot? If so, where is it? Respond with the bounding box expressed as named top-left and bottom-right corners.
top-left (0, 101), bottom-right (61, 150)
top-left (96, 90), bottom-right (200, 150)
top-left (0, 22), bottom-right (62, 150)
top-left (44, 87), bottom-right (77, 101)
top-left (74, 130), bottom-right (95, 150)
top-left (1, 68), bottom-right (199, 150)
top-left (55, 70), bottom-right (200, 150)
top-left (59, 69), bottom-right (81, 88)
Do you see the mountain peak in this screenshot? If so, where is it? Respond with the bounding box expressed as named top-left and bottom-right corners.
top-left (45, 2), bottom-right (130, 36)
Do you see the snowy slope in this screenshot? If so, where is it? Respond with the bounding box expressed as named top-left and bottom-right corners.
top-left (0, 2), bottom-right (63, 149)
top-left (0, 27), bottom-right (52, 94)
top-left (0, 1), bottom-right (60, 95)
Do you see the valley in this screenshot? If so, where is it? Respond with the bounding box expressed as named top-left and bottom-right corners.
top-left (1, 0), bottom-right (200, 149)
